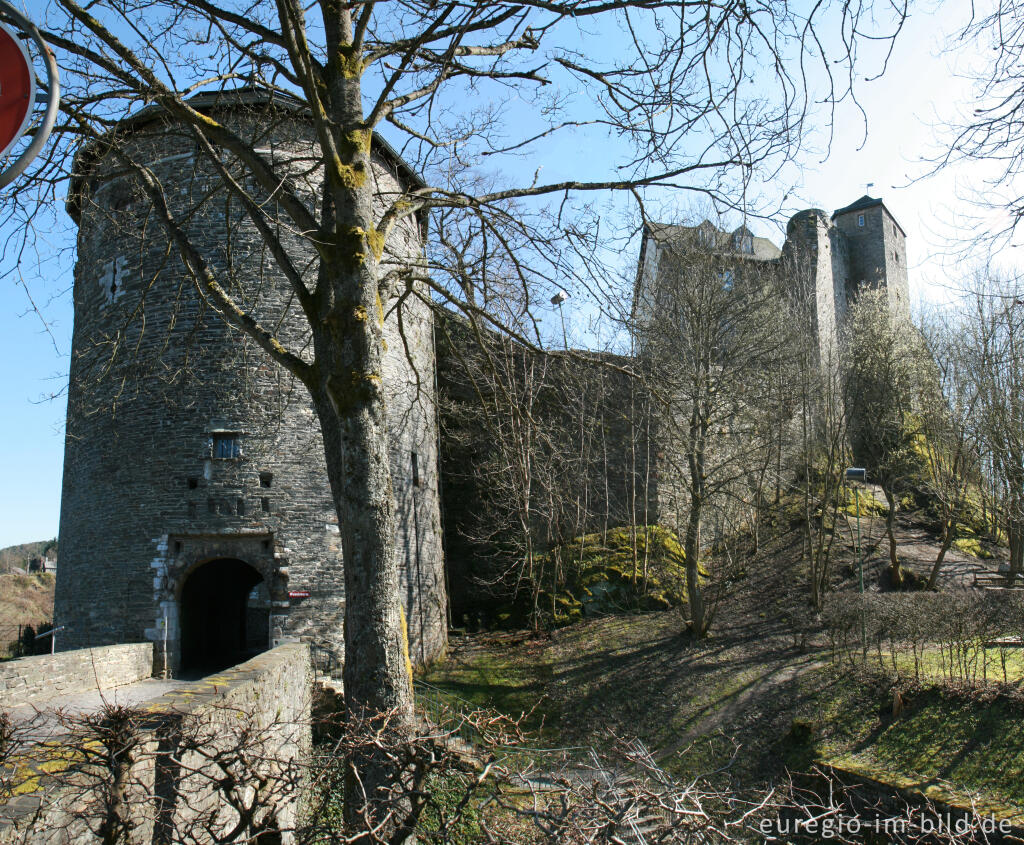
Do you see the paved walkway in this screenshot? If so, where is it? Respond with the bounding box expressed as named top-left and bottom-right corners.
top-left (9, 678), bottom-right (193, 744)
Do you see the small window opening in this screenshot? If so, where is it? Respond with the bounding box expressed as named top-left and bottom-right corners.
top-left (412, 452), bottom-right (420, 487)
top-left (236, 498), bottom-right (246, 516)
top-left (174, 541), bottom-right (183, 554)
top-left (259, 472), bottom-right (273, 488)
top-left (187, 477), bottom-right (198, 489)
top-left (212, 432), bottom-right (241, 459)
top-left (100, 256), bottom-right (127, 305)
top-left (261, 497), bottom-right (271, 513)
top-left (857, 214), bottom-right (865, 227)
top-left (207, 498), bottom-right (217, 514)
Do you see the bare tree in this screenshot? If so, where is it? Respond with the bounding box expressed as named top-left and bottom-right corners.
top-left (936, 0), bottom-right (1024, 245)
top-left (3, 0), bottom-right (909, 828)
top-left (959, 270), bottom-right (1024, 581)
top-left (781, 246), bottom-right (851, 610)
top-left (916, 306), bottom-right (984, 590)
top-left (438, 312), bottom-right (653, 629)
top-left (634, 236), bottom-right (789, 636)
top-left (843, 288), bottom-right (929, 589)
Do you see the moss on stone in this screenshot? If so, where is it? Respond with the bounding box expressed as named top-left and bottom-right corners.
top-left (501, 525), bottom-right (694, 628)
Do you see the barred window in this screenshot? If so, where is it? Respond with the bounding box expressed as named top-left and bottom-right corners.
top-left (212, 432), bottom-right (241, 459)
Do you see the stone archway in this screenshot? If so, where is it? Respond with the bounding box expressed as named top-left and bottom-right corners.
top-left (179, 557), bottom-right (268, 675)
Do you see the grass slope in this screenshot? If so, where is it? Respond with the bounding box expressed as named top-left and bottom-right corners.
top-left (426, 514), bottom-right (1024, 817)
top-left (827, 687), bottom-right (1024, 821)
top-left (0, 574), bottom-right (55, 649)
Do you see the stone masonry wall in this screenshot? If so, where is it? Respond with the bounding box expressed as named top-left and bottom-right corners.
top-left (0, 643), bottom-right (154, 710)
top-left (55, 92), bottom-right (446, 673)
top-left (0, 642), bottom-right (312, 844)
top-left (436, 313), bottom-right (657, 615)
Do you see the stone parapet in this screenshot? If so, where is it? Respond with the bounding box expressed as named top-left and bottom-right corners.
top-left (0, 642), bottom-right (312, 843)
top-left (0, 642), bottom-right (154, 710)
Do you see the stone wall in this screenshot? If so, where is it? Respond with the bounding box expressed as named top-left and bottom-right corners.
top-left (832, 202), bottom-right (910, 316)
top-left (436, 313), bottom-right (657, 615)
top-left (0, 643), bottom-right (154, 710)
top-left (0, 642), bottom-right (312, 843)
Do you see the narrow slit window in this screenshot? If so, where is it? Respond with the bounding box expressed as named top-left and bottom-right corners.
top-left (857, 214), bottom-right (865, 227)
top-left (412, 452), bottom-right (420, 487)
top-left (236, 498), bottom-right (246, 516)
top-left (261, 497), bottom-right (271, 513)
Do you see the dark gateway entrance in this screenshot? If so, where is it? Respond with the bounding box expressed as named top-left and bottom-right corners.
top-left (180, 558), bottom-right (270, 675)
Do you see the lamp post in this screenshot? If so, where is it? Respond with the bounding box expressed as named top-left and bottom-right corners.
top-left (846, 467), bottom-right (867, 661)
top-left (551, 290), bottom-right (569, 349)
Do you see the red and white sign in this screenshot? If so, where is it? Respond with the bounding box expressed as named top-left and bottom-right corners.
top-left (288, 590), bottom-right (311, 599)
top-left (0, 21), bottom-right (34, 159)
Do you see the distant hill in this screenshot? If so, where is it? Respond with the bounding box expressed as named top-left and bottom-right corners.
top-left (0, 539), bottom-right (57, 574)
top-left (0, 573), bottom-right (55, 655)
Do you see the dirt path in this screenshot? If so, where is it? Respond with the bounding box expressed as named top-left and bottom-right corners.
top-left (666, 653), bottom-right (825, 754)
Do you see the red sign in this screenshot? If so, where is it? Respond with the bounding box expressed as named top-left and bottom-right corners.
top-left (0, 22), bottom-right (34, 159)
top-left (288, 590), bottom-right (311, 599)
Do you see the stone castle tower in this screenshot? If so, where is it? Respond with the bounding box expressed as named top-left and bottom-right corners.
top-left (636, 194), bottom-right (910, 362)
top-left (55, 90), bottom-right (447, 675)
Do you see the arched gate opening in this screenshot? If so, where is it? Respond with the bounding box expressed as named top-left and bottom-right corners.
top-left (179, 557), bottom-right (270, 675)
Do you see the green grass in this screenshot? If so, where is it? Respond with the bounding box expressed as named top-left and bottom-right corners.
top-left (867, 644), bottom-right (1024, 685)
top-left (427, 614), bottom-right (1024, 821)
top-left (826, 689), bottom-right (1024, 821)
top-left (423, 636), bottom-right (559, 737)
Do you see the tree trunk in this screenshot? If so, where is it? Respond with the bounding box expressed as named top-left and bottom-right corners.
top-left (684, 404), bottom-right (708, 637)
top-left (683, 496), bottom-right (706, 637)
top-left (1008, 517), bottom-right (1024, 583)
top-left (926, 519), bottom-right (956, 590)
top-left (883, 486), bottom-right (901, 587)
top-left (311, 41), bottom-right (416, 822)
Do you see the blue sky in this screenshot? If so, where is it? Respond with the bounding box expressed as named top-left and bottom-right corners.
top-left (0, 0), bottom-right (1013, 548)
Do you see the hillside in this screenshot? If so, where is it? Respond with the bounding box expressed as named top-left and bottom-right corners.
top-left (0, 572), bottom-right (54, 626)
top-left (425, 509), bottom-right (1024, 820)
top-left (0, 540), bottom-right (56, 574)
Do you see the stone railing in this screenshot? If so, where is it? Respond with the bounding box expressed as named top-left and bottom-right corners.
top-left (0, 642), bottom-right (312, 843)
top-left (0, 642), bottom-right (154, 709)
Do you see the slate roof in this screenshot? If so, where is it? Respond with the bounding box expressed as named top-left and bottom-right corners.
top-left (644, 221), bottom-right (782, 261)
top-left (832, 194), bottom-right (907, 237)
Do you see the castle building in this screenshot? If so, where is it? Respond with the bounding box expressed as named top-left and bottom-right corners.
top-left (54, 90), bottom-right (909, 678)
top-left (54, 90), bottom-right (447, 676)
top-left (635, 195), bottom-right (910, 362)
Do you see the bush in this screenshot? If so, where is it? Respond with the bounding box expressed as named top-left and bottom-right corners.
top-left (822, 592), bottom-right (1024, 685)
